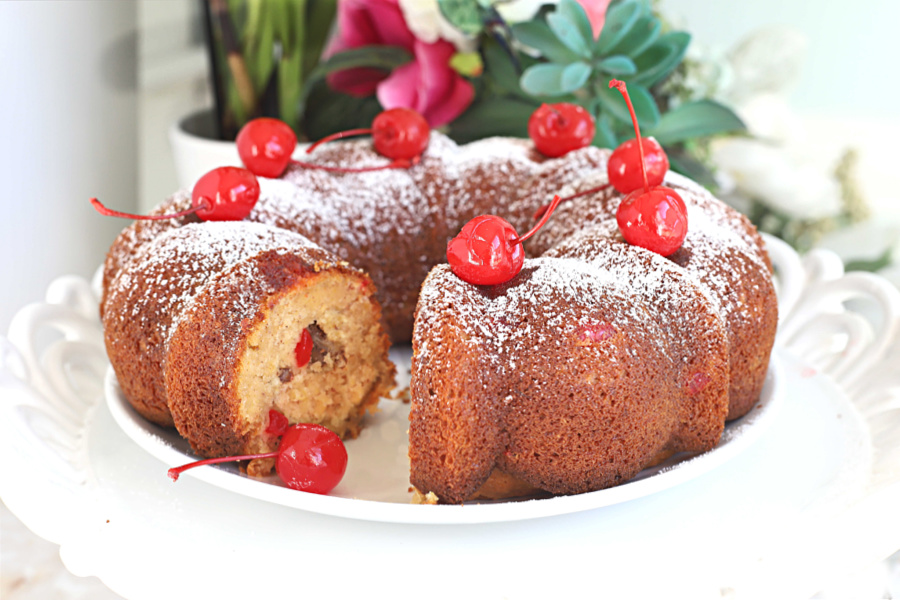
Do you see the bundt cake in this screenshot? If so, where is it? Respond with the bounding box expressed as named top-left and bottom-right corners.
top-left (100, 130), bottom-right (776, 497)
top-left (410, 167), bottom-right (777, 503)
top-left (102, 220), bottom-right (395, 476)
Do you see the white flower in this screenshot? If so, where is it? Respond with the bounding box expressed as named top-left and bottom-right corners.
top-left (398, 0), bottom-right (552, 52)
top-left (706, 27), bottom-right (843, 221)
top-left (494, 0), bottom-right (551, 23)
top-left (711, 135), bottom-right (842, 221)
top-left (731, 93), bottom-right (802, 144)
top-left (725, 27), bottom-right (808, 104)
top-left (398, 0), bottom-right (476, 51)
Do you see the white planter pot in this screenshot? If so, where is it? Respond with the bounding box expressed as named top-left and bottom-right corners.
top-left (168, 110), bottom-right (243, 190)
top-left (169, 111), bottom-right (313, 189)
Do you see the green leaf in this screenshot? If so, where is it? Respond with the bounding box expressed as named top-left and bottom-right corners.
top-left (303, 0), bottom-right (337, 76)
top-left (609, 15), bottom-right (661, 58)
top-left (302, 81), bottom-right (384, 141)
top-left (481, 36), bottom-right (524, 96)
top-left (448, 98), bottom-right (538, 143)
top-left (595, 1), bottom-right (642, 55)
top-left (647, 100), bottom-right (745, 145)
top-left (629, 32), bottom-right (691, 87)
top-left (561, 61), bottom-right (592, 90)
top-left (271, 0), bottom-right (295, 52)
top-left (298, 45), bottom-right (412, 119)
top-left (667, 150), bottom-right (718, 190)
top-left (596, 82), bottom-right (660, 128)
top-left (521, 62), bottom-right (591, 96)
top-left (309, 45), bottom-right (412, 78)
top-left (240, 0), bottom-right (262, 46)
top-left (597, 55), bottom-right (637, 76)
top-left (249, 12), bottom-right (275, 92)
top-left (547, 12), bottom-right (591, 58)
top-left (593, 113), bottom-right (617, 149)
top-left (556, 0), bottom-right (595, 52)
top-left (279, 47), bottom-right (304, 130)
top-left (511, 21), bottom-right (582, 64)
top-left (437, 0), bottom-right (484, 36)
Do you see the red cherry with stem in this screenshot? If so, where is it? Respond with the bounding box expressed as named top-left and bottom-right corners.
top-left (274, 424), bottom-right (348, 493)
top-left (91, 166), bottom-right (260, 222)
top-left (447, 215), bottom-right (522, 286)
top-left (616, 187), bottom-right (688, 256)
top-left (287, 108), bottom-right (430, 174)
top-left (608, 136), bottom-right (669, 194)
top-left (236, 118), bottom-right (297, 178)
top-left (189, 166), bottom-right (262, 221)
top-left (235, 111), bottom-right (430, 176)
top-left (532, 143), bottom-right (676, 221)
top-left (528, 103), bottom-right (596, 158)
top-left (295, 328), bottom-right (313, 368)
top-left (168, 423), bottom-right (348, 494)
top-left (447, 194), bottom-right (562, 285)
top-left (609, 79), bottom-right (687, 256)
top-left (370, 107), bottom-right (431, 160)
top-left (307, 107), bottom-right (430, 160)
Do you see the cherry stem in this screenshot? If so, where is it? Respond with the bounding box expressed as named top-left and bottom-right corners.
top-left (609, 79), bottom-right (649, 194)
top-left (167, 451), bottom-right (280, 481)
top-left (306, 128), bottom-right (373, 154)
top-left (288, 156), bottom-right (419, 173)
top-left (533, 183), bottom-right (611, 221)
top-left (517, 194), bottom-right (562, 244)
top-left (90, 197), bottom-right (209, 221)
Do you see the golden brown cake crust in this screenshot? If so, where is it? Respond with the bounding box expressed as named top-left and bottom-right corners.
top-left (102, 222), bottom-right (334, 426)
top-left (101, 132), bottom-right (776, 500)
top-left (411, 249), bottom-right (731, 503)
top-left (409, 149), bottom-right (776, 503)
top-left (102, 221), bottom-right (394, 462)
top-left (164, 249), bottom-right (369, 458)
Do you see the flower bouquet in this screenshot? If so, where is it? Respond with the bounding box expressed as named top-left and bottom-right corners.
top-left (203, 0), bottom-right (746, 186)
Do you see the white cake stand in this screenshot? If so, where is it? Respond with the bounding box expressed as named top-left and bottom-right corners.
top-left (2, 235), bottom-right (899, 600)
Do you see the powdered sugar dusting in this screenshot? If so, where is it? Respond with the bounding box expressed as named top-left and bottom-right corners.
top-left (106, 221), bottom-right (328, 352)
top-left (103, 130), bottom-right (774, 419)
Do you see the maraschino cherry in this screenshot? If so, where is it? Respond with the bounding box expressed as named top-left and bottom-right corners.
top-left (609, 79), bottom-right (687, 256)
top-left (447, 194), bottom-right (562, 285)
top-left (168, 421), bottom-right (348, 495)
top-left (528, 103), bottom-right (596, 158)
top-left (608, 136), bottom-right (669, 193)
top-left (531, 90), bottom-right (673, 221)
top-left (236, 108), bottom-right (431, 178)
top-left (294, 328), bottom-right (313, 368)
top-left (91, 166), bottom-right (261, 222)
top-left (308, 107), bottom-right (430, 160)
top-left (265, 408), bottom-right (290, 436)
top-left (235, 117), bottom-right (297, 178)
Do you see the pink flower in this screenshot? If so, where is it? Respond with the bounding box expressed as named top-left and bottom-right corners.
top-left (377, 40), bottom-right (474, 128)
top-left (577, 0), bottom-right (613, 39)
top-left (326, 0), bottom-right (474, 127)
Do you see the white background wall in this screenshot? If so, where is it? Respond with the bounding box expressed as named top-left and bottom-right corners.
top-left (0, 2), bottom-right (138, 333)
top-left (0, 0), bottom-right (208, 333)
top-left (662, 0), bottom-right (900, 119)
